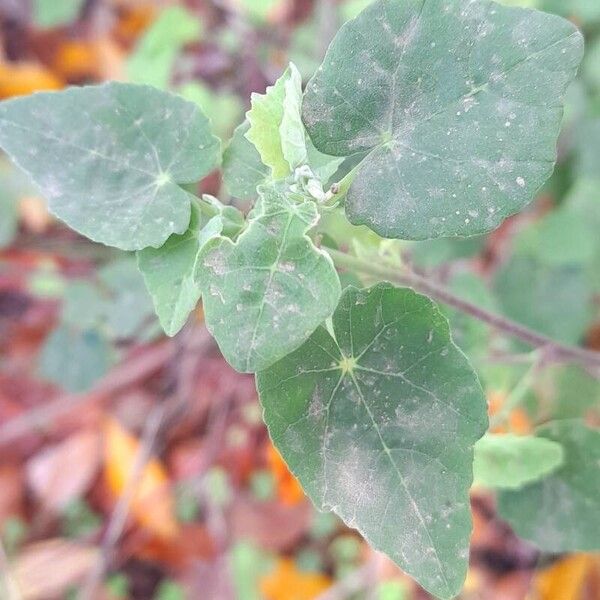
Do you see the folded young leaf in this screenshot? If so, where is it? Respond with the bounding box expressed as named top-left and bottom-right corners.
top-left (257, 283), bottom-right (488, 599)
top-left (303, 0), bottom-right (583, 240)
top-left (223, 121), bottom-right (269, 199)
top-left (197, 183), bottom-right (341, 373)
top-left (246, 67), bottom-right (294, 179)
top-left (137, 202), bottom-right (243, 337)
top-left (0, 82), bottom-right (220, 250)
top-left (498, 420), bottom-right (600, 552)
top-left (473, 434), bottom-right (564, 490)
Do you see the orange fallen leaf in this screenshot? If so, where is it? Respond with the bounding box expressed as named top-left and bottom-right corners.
top-left (260, 558), bottom-right (331, 600)
top-left (112, 4), bottom-right (157, 46)
top-left (53, 40), bottom-right (100, 80)
top-left (508, 408), bottom-right (533, 435)
top-left (0, 62), bottom-right (63, 99)
top-left (266, 442), bottom-right (305, 505)
top-left (533, 554), bottom-right (600, 600)
top-left (10, 538), bottom-right (98, 600)
top-left (103, 417), bottom-right (178, 540)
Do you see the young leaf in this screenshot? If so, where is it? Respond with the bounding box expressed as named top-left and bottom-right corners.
top-left (280, 63), bottom-right (308, 170)
top-left (473, 434), bottom-right (564, 490)
top-left (246, 68), bottom-right (293, 179)
top-left (257, 283), bottom-right (488, 599)
top-left (246, 63), bottom-right (309, 178)
top-left (498, 421), bottom-right (600, 552)
top-left (303, 0), bottom-right (583, 240)
top-left (197, 183), bottom-right (341, 373)
top-left (223, 121), bottom-right (270, 199)
top-left (137, 202), bottom-right (244, 337)
top-left (0, 83), bottom-right (220, 251)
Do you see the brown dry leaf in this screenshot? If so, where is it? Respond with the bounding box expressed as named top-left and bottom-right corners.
top-left (0, 62), bottom-right (63, 99)
top-left (259, 558), bottom-right (331, 600)
top-left (10, 538), bottom-right (98, 600)
top-left (18, 196), bottom-right (52, 234)
top-left (103, 417), bottom-right (178, 540)
top-left (230, 496), bottom-right (311, 551)
top-left (26, 430), bottom-right (101, 512)
top-left (533, 554), bottom-right (600, 600)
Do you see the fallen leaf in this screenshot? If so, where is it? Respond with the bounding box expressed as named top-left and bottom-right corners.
top-left (230, 496), bottom-right (311, 551)
top-left (0, 62), bottom-right (63, 99)
top-left (266, 442), bottom-right (304, 505)
top-left (533, 554), bottom-right (600, 600)
top-left (103, 417), bottom-right (179, 540)
top-left (259, 558), bottom-right (331, 600)
top-left (10, 538), bottom-right (98, 600)
top-left (26, 429), bottom-right (101, 512)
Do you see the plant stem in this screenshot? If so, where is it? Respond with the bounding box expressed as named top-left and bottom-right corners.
top-left (326, 248), bottom-right (600, 370)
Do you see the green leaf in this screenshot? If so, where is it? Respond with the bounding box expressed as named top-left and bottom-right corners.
top-left (246, 69), bottom-right (291, 178)
top-left (33, 0), bottom-right (85, 28)
top-left (280, 63), bottom-right (308, 170)
top-left (494, 254), bottom-right (593, 346)
top-left (0, 82), bottom-right (220, 251)
top-left (197, 183), bottom-right (341, 373)
top-left (473, 434), bottom-right (564, 490)
top-left (498, 421), bottom-right (600, 551)
top-left (138, 201), bottom-right (244, 337)
top-left (223, 121), bottom-right (270, 199)
top-left (127, 6), bottom-right (202, 89)
top-left (257, 283), bottom-right (488, 599)
top-left (246, 64), bottom-right (309, 178)
top-left (303, 0), bottom-right (583, 240)
top-left (38, 326), bottom-right (111, 393)
top-left (178, 82), bottom-right (243, 141)
top-left (97, 259), bottom-right (155, 339)
top-left (514, 208), bottom-right (597, 267)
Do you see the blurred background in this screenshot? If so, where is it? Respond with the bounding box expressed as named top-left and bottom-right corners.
top-left (0, 0), bottom-right (598, 599)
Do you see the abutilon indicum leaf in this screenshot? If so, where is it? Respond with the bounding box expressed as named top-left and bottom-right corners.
top-left (303, 0), bottom-right (583, 240)
top-left (197, 183), bottom-right (341, 373)
top-left (257, 283), bottom-right (488, 599)
top-left (498, 420), bottom-right (600, 552)
top-left (137, 201), bottom-right (244, 337)
top-left (0, 82), bottom-right (220, 250)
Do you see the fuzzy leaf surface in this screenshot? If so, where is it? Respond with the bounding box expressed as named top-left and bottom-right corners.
top-left (303, 0), bottom-right (583, 239)
top-left (137, 204), bottom-right (238, 337)
top-left (197, 184), bottom-right (341, 373)
top-left (0, 82), bottom-right (220, 250)
top-left (223, 121), bottom-right (269, 199)
top-left (257, 283), bottom-right (488, 599)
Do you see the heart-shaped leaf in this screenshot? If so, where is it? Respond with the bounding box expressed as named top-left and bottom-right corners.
top-left (303, 0), bottom-right (583, 240)
top-left (498, 420), bottom-right (600, 552)
top-left (197, 183), bottom-right (341, 373)
top-left (257, 283), bottom-right (488, 599)
top-left (0, 82), bottom-right (220, 250)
